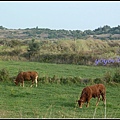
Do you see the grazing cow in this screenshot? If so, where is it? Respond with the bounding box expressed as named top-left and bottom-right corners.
top-left (77, 84), bottom-right (106, 108)
top-left (14, 71), bottom-right (38, 87)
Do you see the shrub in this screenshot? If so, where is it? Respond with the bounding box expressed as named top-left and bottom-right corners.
top-left (103, 71), bottom-right (113, 83)
top-left (113, 69), bottom-right (120, 83)
top-left (0, 68), bottom-right (10, 81)
top-left (93, 77), bottom-right (104, 84)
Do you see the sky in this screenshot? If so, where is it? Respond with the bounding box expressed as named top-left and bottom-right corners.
top-left (0, 1), bottom-right (120, 31)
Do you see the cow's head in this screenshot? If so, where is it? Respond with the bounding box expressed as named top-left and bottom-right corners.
top-left (14, 80), bottom-right (18, 85)
top-left (77, 99), bottom-right (84, 108)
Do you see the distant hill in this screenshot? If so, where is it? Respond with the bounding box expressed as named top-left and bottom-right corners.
top-left (0, 25), bottom-right (120, 40)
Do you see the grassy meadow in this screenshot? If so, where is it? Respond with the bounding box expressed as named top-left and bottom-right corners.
top-left (0, 60), bottom-right (118, 79)
top-left (0, 60), bottom-right (120, 118)
top-left (0, 82), bottom-right (120, 118)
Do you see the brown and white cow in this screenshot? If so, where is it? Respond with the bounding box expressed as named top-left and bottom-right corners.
top-left (77, 84), bottom-right (106, 108)
top-left (14, 71), bottom-right (38, 87)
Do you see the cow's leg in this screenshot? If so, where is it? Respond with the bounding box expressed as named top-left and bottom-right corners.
top-left (101, 93), bottom-right (106, 105)
top-left (86, 98), bottom-right (91, 107)
top-left (30, 80), bottom-right (35, 87)
top-left (30, 81), bottom-right (33, 87)
top-left (86, 102), bottom-right (89, 108)
top-left (96, 96), bottom-right (100, 106)
top-left (35, 76), bottom-right (38, 87)
top-left (22, 81), bottom-right (24, 87)
top-left (30, 76), bottom-right (38, 87)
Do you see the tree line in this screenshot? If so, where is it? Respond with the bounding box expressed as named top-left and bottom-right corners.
top-left (0, 25), bottom-right (120, 40)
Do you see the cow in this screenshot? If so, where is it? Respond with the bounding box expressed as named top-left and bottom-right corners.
top-left (77, 84), bottom-right (106, 108)
top-left (14, 71), bottom-right (38, 87)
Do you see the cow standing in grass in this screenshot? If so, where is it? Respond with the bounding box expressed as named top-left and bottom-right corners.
top-left (14, 71), bottom-right (38, 87)
top-left (77, 84), bottom-right (106, 108)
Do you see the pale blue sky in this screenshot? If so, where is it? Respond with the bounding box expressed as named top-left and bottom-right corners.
top-left (0, 1), bottom-right (120, 31)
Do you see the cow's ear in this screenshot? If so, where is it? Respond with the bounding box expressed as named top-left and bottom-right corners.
top-left (81, 99), bottom-right (84, 102)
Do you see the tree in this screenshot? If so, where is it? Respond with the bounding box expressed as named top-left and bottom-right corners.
top-left (102, 25), bottom-right (111, 33)
top-left (27, 39), bottom-right (40, 59)
top-left (0, 26), bottom-right (7, 30)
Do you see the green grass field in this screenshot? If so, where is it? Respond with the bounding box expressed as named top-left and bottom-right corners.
top-left (0, 82), bottom-right (119, 118)
top-left (0, 60), bottom-right (119, 118)
top-left (0, 60), bottom-right (118, 79)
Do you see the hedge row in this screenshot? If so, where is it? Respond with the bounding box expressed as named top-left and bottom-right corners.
top-left (0, 68), bottom-right (120, 85)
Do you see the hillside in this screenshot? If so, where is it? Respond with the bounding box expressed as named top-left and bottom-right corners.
top-left (0, 25), bottom-right (120, 66)
top-left (0, 38), bottom-right (120, 66)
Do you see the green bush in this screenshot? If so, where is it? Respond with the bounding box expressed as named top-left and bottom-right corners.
top-left (113, 69), bottom-right (120, 83)
top-left (0, 68), bottom-right (10, 81)
top-left (103, 71), bottom-right (113, 83)
top-left (93, 77), bottom-right (105, 84)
